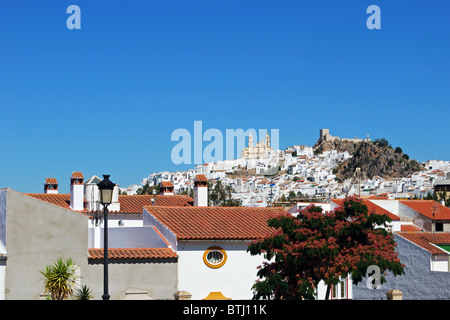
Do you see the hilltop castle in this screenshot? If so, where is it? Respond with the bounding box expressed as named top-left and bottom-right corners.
top-left (319, 129), bottom-right (370, 144)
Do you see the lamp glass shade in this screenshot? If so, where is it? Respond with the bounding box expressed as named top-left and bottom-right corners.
top-left (100, 188), bottom-right (113, 205)
top-left (97, 174), bottom-right (115, 205)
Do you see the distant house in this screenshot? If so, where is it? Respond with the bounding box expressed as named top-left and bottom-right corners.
top-left (353, 231), bottom-right (450, 300)
top-left (435, 178), bottom-right (450, 197)
top-left (143, 205), bottom-right (286, 300)
top-left (371, 199), bottom-right (450, 232)
top-left (143, 204), bottom-right (353, 300)
top-left (330, 198), bottom-right (402, 232)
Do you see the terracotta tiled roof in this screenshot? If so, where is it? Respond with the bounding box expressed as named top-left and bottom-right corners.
top-left (331, 198), bottom-right (400, 221)
top-left (396, 232), bottom-right (450, 255)
top-left (45, 178), bottom-right (58, 185)
top-left (144, 206), bottom-right (286, 240)
top-left (118, 195), bottom-right (192, 213)
top-left (71, 172), bottom-right (84, 179)
top-left (399, 200), bottom-right (450, 221)
top-left (88, 248), bottom-right (177, 260)
top-left (25, 193), bottom-right (193, 214)
top-left (160, 181), bottom-right (173, 187)
top-left (194, 174), bottom-right (207, 181)
top-left (365, 200), bottom-right (400, 221)
top-left (401, 224), bottom-right (422, 232)
top-left (26, 193), bottom-right (75, 211)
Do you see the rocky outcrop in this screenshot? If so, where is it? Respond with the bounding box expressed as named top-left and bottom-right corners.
top-left (314, 138), bottom-right (424, 181)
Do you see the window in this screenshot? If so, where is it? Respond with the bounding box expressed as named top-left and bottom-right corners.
top-left (203, 246), bottom-right (227, 269)
top-left (436, 223), bottom-right (444, 232)
top-left (331, 278), bottom-right (347, 299)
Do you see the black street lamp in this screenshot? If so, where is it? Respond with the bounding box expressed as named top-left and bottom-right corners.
top-left (97, 174), bottom-right (115, 300)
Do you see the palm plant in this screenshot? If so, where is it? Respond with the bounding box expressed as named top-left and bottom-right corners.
top-left (74, 285), bottom-right (93, 300)
top-left (40, 257), bottom-right (79, 300)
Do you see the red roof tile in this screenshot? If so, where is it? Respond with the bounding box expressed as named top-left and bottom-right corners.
top-left (88, 248), bottom-right (177, 260)
top-left (45, 178), bottom-right (58, 185)
top-left (144, 206), bottom-right (286, 240)
top-left (195, 174), bottom-right (207, 181)
top-left (26, 193), bottom-right (75, 211)
top-left (331, 198), bottom-right (400, 221)
top-left (396, 232), bottom-right (450, 255)
top-left (25, 193), bottom-right (192, 214)
top-left (401, 224), bottom-right (422, 232)
top-left (118, 195), bottom-right (192, 213)
top-left (160, 181), bottom-right (173, 187)
top-left (71, 172), bottom-right (84, 179)
top-left (399, 200), bottom-right (450, 221)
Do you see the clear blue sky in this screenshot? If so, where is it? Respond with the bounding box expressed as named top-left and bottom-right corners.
top-left (1, 0), bottom-right (449, 193)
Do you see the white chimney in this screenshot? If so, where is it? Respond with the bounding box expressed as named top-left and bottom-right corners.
top-left (107, 184), bottom-right (121, 212)
top-left (70, 172), bottom-right (84, 211)
top-left (194, 174), bottom-right (208, 206)
top-left (160, 181), bottom-right (174, 195)
top-left (44, 178), bottom-right (58, 194)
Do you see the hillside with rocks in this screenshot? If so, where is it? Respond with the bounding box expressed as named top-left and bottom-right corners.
top-left (314, 138), bottom-right (424, 181)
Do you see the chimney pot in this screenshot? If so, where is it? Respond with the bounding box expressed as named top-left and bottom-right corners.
top-left (194, 175), bottom-right (208, 206)
top-left (70, 172), bottom-right (84, 211)
top-left (44, 178), bottom-right (58, 194)
top-left (159, 181), bottom-right (174, 195)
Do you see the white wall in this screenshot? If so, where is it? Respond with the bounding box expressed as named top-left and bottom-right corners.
top-left (177, 240), bottom-right (264, 300)
top-left (89, 215), bottom-right (143, 228)
top-left (0, 190), bottom-right (5, 300)
top-left (397, 203), bottom-right (431, 231)
top-left (288, 203), bottom-right (331, 215)
top-left (0, 259), bottom-right (5, 300)
top-left (431, 255), bottom-right (449, 272)
top-left (0, 190), bottom-right (6, 254)
top-left (88, 226), bottom-right (169, 249)
top-left (369, 200), bottom-right (399, 216)
top-left (3, 189), bottom-right (88, 299)
top-left (315, 277), bottom-right (352, 300)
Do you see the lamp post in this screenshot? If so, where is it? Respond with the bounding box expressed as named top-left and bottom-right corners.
top-left (97, 174), bottom-right (115, 300)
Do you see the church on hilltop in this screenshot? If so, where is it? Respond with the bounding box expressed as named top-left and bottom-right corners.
top-left (240, 131), bottom-right (274, 159)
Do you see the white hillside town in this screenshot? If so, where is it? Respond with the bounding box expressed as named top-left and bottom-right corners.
top-left (123, 130), bottom-right (449, 207)
top-left (2, 129), bottom-right (450, 300)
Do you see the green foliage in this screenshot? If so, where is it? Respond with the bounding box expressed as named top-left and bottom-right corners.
top-left (136, 183), bottom-right (159, 195)
top-left (75, 285), bottom-right (94, 300)
top-left (40, 257), bottom-right (79, 300)
top-left (288, 191), bottom-right (297, 201)
top-left (426, 191), bottom-right (450, 207)
top-left (406, 159), bottom-right (420, 171)
top-left (373, 138), bottom-right (391, 148)
top-left (208, 180), bottom-right (241, 207)
top-left (247, 197), bottom-right (405, 300)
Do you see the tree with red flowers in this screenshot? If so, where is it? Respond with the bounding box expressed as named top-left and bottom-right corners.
top-left (247, 196), bottom-right (405, 300)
